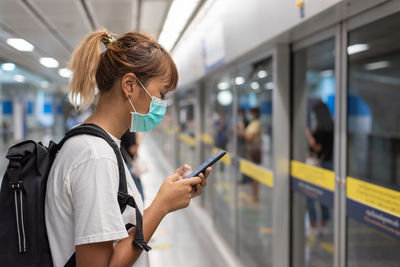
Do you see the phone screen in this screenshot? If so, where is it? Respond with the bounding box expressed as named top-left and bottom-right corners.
top-left (186, 150), bottom-right (226, 178)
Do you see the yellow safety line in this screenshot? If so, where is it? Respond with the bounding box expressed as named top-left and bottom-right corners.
top-left (178, 133), bottom-right (196, 147)
top-left (239, 159), bottom-right (274, 188)
top-left (200, 133), bottom-right (213, 144)
top-left (347, 176), bottom-right (400, 218)
top-left (290, 160), bottom-right (335, 191)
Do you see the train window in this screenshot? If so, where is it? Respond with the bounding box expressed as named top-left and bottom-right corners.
top-left (291, 37), bottom-right (335, 267)
top-left (235, 57), bottom-right (274, 267)
top-left (346, 13), bottom-right (400, 266)
top-left (207, 72), bottom-right (236, 247)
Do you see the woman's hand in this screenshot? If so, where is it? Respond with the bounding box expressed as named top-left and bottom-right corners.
top-left (153, 166), bottom-right (201, 214)
top-left (191, 167), bottom-right (211, 198)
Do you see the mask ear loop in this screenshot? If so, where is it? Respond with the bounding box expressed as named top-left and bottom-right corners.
top-left (136, 79), bottom-right (152, 99)
top-left (127, 95), bottom-right (137, 112)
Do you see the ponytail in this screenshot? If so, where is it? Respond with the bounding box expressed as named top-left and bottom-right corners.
top-left (69, 29), bottom-right (110, 109)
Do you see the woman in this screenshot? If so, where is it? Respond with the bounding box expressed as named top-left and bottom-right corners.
top-left (238, 107), bottom-right (262, 201)
top-left (305, 99), bottom-right (333, 235)
top-left (45, 30), bottom-right (210, 267)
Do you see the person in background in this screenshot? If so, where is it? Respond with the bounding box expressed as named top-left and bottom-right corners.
top-left (238, 107), bottom-right (262, 201)
top-left (237, 107), bottom-right (249, 158)
top-left (237, 108), bottom-right (251, 184)
top-left (121, 131), bottom-right (145, 200)
top-left (214, 113), bottom-right (228, 150)
top-left (305, 99), bottom-right (334, 235)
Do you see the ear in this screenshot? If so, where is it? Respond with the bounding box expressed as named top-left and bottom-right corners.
top-left (121, 72), bottom-right (137, 98)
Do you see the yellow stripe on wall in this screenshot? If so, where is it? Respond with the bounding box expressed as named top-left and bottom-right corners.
top-left (212, 147), bottom-right (231, 165)
top-left (290, 160), bottom-right (335, 191)
top-left (178, 133), bottom-right (196, 147)
top-left (347, 177), bottom-right (400, 217)
top-left (240, 159), bottom-right (274, 187)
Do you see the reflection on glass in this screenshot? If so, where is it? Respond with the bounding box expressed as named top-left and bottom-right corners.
top-left (347, 13), bottom-right (400, 266)
top-left (235, 58), bottom-right (274, 267)
top-left (292, 38), bottom-right (335, 267)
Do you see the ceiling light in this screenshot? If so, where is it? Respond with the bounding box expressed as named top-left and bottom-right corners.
top-left (1, 63), bottom-right (15, 71)
top-left (41, 81), bottom-right (50, 88)
top-left (6, 38), bottom-right (34, 51)
top-left (58, 68), bottom-right (72, 78)
top-left (258, 70), bottom-right (268, 78)
top-left (265, 82), bottom-right (274, 90)
top-left (217, 82), bottom-right (229, 90)
top-left (320, 69), bottom-right (334, 77)
top-left (14, 74), bottom-right (25, 83)
top-left (39, 57), bottom-right (59, 68)
top-left (250, 82), bottom-right (260, 90)
top-left (347, 44), bottom-right (369, 55)
top-left (158, 0), bottom-right (201, 51)
top-left (217, 90), bottom-right (233, 106)
top-left (365, 61), bottom-right (390, 71)
top-left (235, 76), bottom-right (245, 85)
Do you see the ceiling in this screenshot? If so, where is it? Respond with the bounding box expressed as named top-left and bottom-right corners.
top-left (0, 0), bottom-right (172, 85)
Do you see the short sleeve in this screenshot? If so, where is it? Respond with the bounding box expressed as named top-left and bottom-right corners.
top-left (69, 158), bottom-right (129, 246)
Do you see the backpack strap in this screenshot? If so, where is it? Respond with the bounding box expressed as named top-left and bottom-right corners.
top-left (58, 124), bottom-right (128, 211)
top-left (60, 124), bottom-right (151, 267)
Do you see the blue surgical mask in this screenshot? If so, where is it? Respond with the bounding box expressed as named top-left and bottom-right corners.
top-left (128, 80), bottom-right (167, 132)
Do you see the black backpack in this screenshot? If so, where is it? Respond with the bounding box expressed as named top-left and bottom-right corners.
top-left (0, 124), bottom-right (150, 267)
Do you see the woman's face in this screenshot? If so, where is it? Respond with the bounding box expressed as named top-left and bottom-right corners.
top-left (131, 77), bottom-right (171, 114)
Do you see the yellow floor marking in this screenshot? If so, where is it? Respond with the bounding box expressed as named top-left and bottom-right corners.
top-left (152, 243), bottom-right (171, 250)
top-left (320, 242), bottom-right (334, 254)
top-left (259, 227), bottom-right (273, 234)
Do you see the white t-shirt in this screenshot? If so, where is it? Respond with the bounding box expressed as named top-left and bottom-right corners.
top-left (45, 131), bottom-right (149, 267)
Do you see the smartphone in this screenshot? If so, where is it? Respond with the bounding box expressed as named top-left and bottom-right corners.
top-left (186, 150), bottom-right (226, 178)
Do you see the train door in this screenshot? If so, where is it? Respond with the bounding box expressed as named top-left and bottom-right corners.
top-left (233, 57), bottom-right (274, 267)
top-left (291, 29), bottom-right (337, 267)
top-left (343, 6), bottom-right (400, 267)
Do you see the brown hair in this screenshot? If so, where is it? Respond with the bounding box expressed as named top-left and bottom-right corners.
top-left (69, 29), bottom-right (178, 109)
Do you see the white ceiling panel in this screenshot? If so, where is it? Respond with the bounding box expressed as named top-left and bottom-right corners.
top-left (30, 0), bottom-right (92, 49)
top-left (140, 0), bottom-right (169, 36)
top-left (0, 0), bottom-right (71, 64)
top-left (87, 0), bottom-right (138, 35)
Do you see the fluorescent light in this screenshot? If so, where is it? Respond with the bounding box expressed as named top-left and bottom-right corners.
top-left (6, 38), bottom-right (34, 51)
top-left (365, 61), bottom-right (390, 71)
top-left (41, 81), bottom-right (50, 88)
top-left (250, 82), bottom-right (260, 90)
top-left (217, 82), bottom-right (229, 90)
top-left (235, 76), bottom-right (245, 85)
top-left (58, 68), bottom-right (72, 78)
top-left (39, 57), bottom-right (59, 68)
top-left (1, 63), bottom-right (15, 71)
top-left (347, 44), bottom-right (369, 55)
top-left (158, 0), bottom-right (201, 50)
top-left (320, 69), bottom-right (334, 77)
top-left (14, 74), bottom-right (25, 83)
top-left (258, 70), bottom-right (268, 79)
top-left (265, 82), bottom-right (274, 90)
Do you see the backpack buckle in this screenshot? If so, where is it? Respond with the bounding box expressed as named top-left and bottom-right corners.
top-left (9, 180), bottom-right (24, 191)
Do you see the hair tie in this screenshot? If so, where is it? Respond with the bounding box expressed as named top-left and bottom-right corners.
top-left (101, 33), bottom-right (115, 48)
